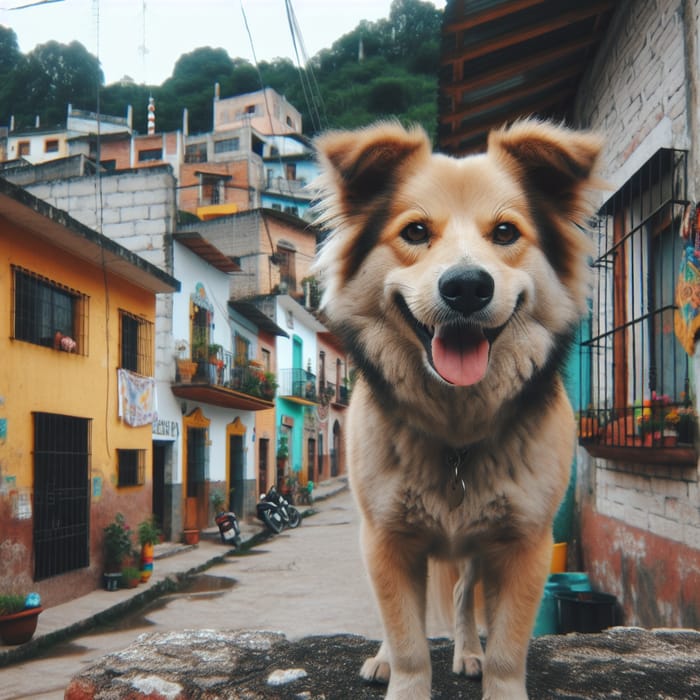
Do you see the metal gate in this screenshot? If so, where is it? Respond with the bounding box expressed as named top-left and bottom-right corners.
top-left (33, 413), bottom-right (90, 580)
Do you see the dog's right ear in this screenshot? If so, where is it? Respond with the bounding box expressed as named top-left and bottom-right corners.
top-left (314, 121), bottom-right (430, 206)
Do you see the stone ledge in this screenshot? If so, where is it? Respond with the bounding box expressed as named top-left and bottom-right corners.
top-left (65, 627), bottom-right (700, 699)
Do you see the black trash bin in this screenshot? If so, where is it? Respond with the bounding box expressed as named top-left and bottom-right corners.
top-left (555, 591), bottom-right (617, 633)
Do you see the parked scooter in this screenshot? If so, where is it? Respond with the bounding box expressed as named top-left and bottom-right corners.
top-left (214, 509), bottom-right (241, 546)
top-left (256, 485), bottom-right (301, 534)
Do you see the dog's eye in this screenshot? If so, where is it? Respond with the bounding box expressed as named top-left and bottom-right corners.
top-left (492, 222), bottom-right (520, 245)
top-left (400, 222), bottom-right (430, 245)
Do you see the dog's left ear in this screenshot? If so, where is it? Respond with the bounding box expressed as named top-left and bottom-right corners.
top-left (488, 120), bottom-right (602, 219)
top-left (315, 121), bottom-right (431, 207)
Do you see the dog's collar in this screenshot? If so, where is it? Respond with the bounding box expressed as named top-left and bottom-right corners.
top-left (446, 447), bottom-right (470, 509)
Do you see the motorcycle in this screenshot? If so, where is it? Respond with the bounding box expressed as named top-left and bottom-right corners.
top-left (256, 485), bottom-right (301, 534)
top-left (214, 509), bottom-right (241, 546)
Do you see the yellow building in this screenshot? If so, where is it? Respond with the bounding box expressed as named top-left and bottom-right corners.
top-left (0, 178), bottom-right (178, 607)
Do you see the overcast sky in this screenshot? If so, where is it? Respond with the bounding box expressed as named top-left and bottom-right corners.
top-left (1, 0), bottom-right (445, 86)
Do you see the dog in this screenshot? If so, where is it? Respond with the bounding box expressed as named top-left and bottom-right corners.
top-left (312, 119), bottom-right (601, 699)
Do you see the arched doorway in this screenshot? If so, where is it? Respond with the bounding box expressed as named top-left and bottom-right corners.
top-left (183, 407), bottom-right (210, 531)
top-left (227, 417), bottom-right (246, 516)
top-left (332, 420), bottom-right (341, 477)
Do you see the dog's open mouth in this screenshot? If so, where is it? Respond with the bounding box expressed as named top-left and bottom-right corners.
top-left (395, 295), bottom-right (513, 387)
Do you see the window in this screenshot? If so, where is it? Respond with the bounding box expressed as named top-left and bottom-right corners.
top-left (33, 413), bottom-right (90, 579)
top-left (276, 243), bottom-right (297, 293)
top-left (262, 347), bottom-right (271, 372)
top-left (18, 141), bottom-right (30, 157)
top-left (45, 139), bottom-right (59, 153)
top-left (234, 333), bottom-right (250, 366)
top-left (214, 137), bottom-right (240, 154)
top-left (201, 175), bottom-right (224, 205)
top-left (117, 449), bottom-right (145, 487)
top-left (138, 148), bottom-right (162, 162)
top-left (580, 149), bottom-right (694, 455)
top-left (12, 266), bottom-right (88, 354)
top-left (120, 310), bottom-right (153, 375)
top-left (185, 143), bottom-right (207, 163)
top-left (100, 159), bottom-right (117, 171)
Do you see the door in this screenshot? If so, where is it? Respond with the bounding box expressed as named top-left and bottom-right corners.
top-left (33, 413), bottom-right (90, 579)
top-left (229, 433), bottom-right (245, 515)
top-left (258, 438), bottom-right (269, 497)
top-left (186, 427), bottom-right (207, 528)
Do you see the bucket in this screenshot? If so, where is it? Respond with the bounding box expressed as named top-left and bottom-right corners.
top-left (550, 542), bottom-right (567, 573)
top-left (533, 572), bottom-right (592, 636)
top-left (555, 591), bottom-right (617, 633)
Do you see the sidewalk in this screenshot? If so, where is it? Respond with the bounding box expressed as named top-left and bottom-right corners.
top-left (0, 475), bottom-right (349, 668)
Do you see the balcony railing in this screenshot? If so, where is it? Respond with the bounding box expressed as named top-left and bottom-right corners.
top-left (278, 368), bottom-right (317, 403)
top-left (319, 380), bottom-right (350, 406)
top-left (174, 350), bottom-right (276, 408)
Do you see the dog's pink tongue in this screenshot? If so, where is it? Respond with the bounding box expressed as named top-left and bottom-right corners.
top-left (432, 328), bottom-right (489, 386)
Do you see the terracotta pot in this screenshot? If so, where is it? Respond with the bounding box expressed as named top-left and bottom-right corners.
top-left (0, 607), bottom-right (43, 645)
top-left (183, 529), bottom-right (200, 545)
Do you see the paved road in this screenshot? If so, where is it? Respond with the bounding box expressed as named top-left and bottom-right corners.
top-left (2, 490), bottom-right (388, 700)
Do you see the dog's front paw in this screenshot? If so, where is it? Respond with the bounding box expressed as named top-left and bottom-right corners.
top-left (360, 654), bottom-right (391, 684)
top-left (452, 651), bottom-right (483, 678)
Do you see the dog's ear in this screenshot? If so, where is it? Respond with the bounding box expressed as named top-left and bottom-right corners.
top-left (315, 122), bottom-right (430, 205)
top-left (488, 119), bottom-right (603, 219)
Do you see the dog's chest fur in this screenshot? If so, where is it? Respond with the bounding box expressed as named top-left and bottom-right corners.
top-left (348, 379), bottom-right (572, 556)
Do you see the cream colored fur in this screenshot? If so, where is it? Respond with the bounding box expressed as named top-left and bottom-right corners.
top-left (313, 119), bottom-right (601, 700)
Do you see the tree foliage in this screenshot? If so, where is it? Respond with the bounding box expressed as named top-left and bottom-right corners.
top-left (0, 0), bottom-right (441, 139)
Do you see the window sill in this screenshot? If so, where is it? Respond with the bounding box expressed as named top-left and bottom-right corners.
top-left (580, 440), bottom-right (697, 466)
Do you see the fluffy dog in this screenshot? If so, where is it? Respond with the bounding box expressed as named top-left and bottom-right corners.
top-left (313, 119), bottom-right (601, 699)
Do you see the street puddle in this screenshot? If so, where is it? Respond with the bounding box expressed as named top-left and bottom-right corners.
top-left (91, 574), bottom-right (238, 635)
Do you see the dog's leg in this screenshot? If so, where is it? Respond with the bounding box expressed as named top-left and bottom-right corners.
top-left (452, 557), bottom-right (484, 677)
top-left (360, 521), bottom-right (431, 700)
top-left (480, 531), bottom-right (552, 700)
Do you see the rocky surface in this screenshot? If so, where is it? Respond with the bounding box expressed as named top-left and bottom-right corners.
top-left (64, 626), bottom-right (700, 699)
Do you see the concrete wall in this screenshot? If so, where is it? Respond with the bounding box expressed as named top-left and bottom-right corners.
top-left (572, 0), bottom-right (700, 627)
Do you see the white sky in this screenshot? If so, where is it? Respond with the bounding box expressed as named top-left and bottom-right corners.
top-left (1, 0), bottom-right (445, 86)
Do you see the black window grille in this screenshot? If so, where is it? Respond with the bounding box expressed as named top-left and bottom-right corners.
top-left (33, 413), bottom-right (90, 580)
top-left (580, 148), bottom-right (695, 452)
top-left (117, 449), bottom-right (145, 487)
top-left (12, 266), bottom-right (88, 354)
top-left (119, 310), bottom-right (153, 375)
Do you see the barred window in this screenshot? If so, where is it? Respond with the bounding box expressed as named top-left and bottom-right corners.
top-left (120, 310), bottom-right (153, 375)
top-left (580, 149), bottom-right (695, 456)
top-left (138, 148), bottom-right (162, 162)
top-left (117, 449), bottom-right (145, 487)
top-left (12, 266), bottom-right (88, 355)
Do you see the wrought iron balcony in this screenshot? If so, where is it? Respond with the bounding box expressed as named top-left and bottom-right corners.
top-left (319, 380), bottom-right (350, 407)
top-left (173, 350), bottom-right (275, 411)
top-left (278, 368), bottom-right (318, 405)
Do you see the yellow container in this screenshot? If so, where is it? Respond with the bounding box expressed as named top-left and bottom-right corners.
top-left (550, 542), bottom-right (567, 573)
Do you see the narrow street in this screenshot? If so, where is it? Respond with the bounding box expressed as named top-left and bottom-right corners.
top-left (1, 489), bottom-right (383, 700)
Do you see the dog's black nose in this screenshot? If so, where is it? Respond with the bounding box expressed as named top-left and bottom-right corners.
top-left (439, 265), bottom-right (494, 315)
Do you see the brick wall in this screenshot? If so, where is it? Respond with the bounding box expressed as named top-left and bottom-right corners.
top-left (571, 0), bottom-right (700, 626)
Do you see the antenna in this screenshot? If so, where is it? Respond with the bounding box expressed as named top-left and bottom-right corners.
top-left (138, 0), bottom-right (149, 84)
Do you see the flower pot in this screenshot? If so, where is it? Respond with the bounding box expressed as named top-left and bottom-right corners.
top-left (0, 606), bottom-right (43, 645)
top-left (177, 360), bottom-right (198, 384)
top-left (183, 529), bottom-right (200, 545)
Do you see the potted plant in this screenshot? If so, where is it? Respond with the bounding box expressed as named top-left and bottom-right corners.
top-left (120, 566), bottom-right (141, 589)
top-left (103, 513), bottom-right (133, 590)
top-left (0, 593), bottom-right (43, 645)
top-left (211, 489), bottom-right (226, 517)
top-left (208, 343), bottom-right (222, 362)
top-left (260, 371), bottom-right (278, 400)
top-left (137, 516), bottom-right (161, 583)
